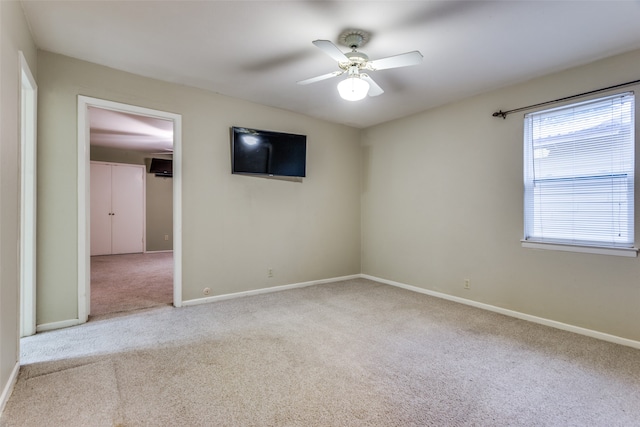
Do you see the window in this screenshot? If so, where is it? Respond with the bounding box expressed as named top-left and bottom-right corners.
top-left (523, 92), bottom-right (635, 255)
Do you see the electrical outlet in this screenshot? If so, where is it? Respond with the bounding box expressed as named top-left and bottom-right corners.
top-left (464, 279), bottom-right (470, 289)
top-left (268, 268), bottom-right (273, 278)
top-left (164, 234), bottom-right (169, 241)
top-left (203, 287), bottom-right (211, 296)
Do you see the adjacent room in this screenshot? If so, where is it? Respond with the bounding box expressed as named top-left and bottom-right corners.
top-left (89, 106), bottom-right (175, 318)
top-left (2, 1), bottom-right (640, 425)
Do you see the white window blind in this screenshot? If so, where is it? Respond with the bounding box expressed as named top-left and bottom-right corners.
top-left (523, 92), bottom-right (635, 248)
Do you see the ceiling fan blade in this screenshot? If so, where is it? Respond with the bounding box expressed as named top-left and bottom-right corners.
top-left (297, 70), bottom-right (344, 85)
top-left (361, 74), bottom-right (384, 97)
top-left (368, 50), bottom-right (423, 71)
top-left (312, 40), bottom-right (349, 63)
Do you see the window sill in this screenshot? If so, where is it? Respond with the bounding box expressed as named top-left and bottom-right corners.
top-left (521, 240), bottom-right (638, 257)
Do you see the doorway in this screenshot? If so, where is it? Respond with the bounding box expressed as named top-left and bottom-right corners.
top-left (19, 51), bottom-right (37, 337)
top-left (78, 97), bottom-right (182, 322)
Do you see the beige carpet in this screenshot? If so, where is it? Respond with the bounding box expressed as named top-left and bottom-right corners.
top-left (3, 279), bottom-right (640, 426)
top-left (90, 252), bottom-right (173, 318)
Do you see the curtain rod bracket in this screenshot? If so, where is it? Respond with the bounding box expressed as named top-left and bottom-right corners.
top-left (492, 110), bottom-right (508, 119)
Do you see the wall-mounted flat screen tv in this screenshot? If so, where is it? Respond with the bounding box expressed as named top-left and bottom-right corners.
top-left (231, 126), bottom-right (306, 178)
top-left (149, 158), bottom-right (173, 177)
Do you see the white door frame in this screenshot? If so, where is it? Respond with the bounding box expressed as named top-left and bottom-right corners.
top-left (19, 51), bottom-right (37, 337)
top-left (77, 96), bottom-right (182, 322)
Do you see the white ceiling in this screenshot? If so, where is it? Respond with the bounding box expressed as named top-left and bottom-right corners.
top-left (89, 107), bottom-right (174, 154)
top-left (21, 1), bottom-right (640, 129)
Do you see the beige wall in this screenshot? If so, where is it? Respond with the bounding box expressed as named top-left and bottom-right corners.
top-left (0, 0), bottom-right (37, 405)
top-left (90, 147), bottom-right (173, 252)
top-left (361, 48), bottom-right (640, 342)
top-left (36, 51), bottom-right (361, 324)
top-left (144, 164), bottom-right (173, 252)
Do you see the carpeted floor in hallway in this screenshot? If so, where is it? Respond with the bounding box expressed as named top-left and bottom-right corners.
top-left (90, 252), bottom-right (173, 318)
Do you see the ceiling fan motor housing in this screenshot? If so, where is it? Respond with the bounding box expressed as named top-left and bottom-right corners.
top-left (337, 30), bottom-right (372, 70)
top-left (341, 51), bottom-right (369, 69)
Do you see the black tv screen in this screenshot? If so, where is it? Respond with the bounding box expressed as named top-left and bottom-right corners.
top-left (149, 158), bottom-right (172, 177)
top-left (231, 127), bottom-right (306, 178)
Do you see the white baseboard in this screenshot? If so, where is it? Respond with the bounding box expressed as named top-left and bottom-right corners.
top-left (35, 274), bottom-right (637, 350)
top-left (36, 318), bottom-right (81, 333)
top-left (362, 274), bottom-right (640, 350)
top-left (0, 362), bottom-right (20, 414)
top-left (182, 274), bottom-right (361, 307)
top-left (33, 274), bottom-right (361, 329)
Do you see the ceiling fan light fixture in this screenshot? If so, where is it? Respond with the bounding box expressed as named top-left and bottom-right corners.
top-left (337, 75), bottom-right (369, 101)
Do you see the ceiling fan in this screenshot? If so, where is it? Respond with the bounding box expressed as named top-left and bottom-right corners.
top-left (297, 29), bottom-right (423, 101)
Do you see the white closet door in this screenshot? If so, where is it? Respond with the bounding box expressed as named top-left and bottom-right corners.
top-left (90, 163), bottom-right (113, 256)
top-left (111, 164), bottom-right (144, 254)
